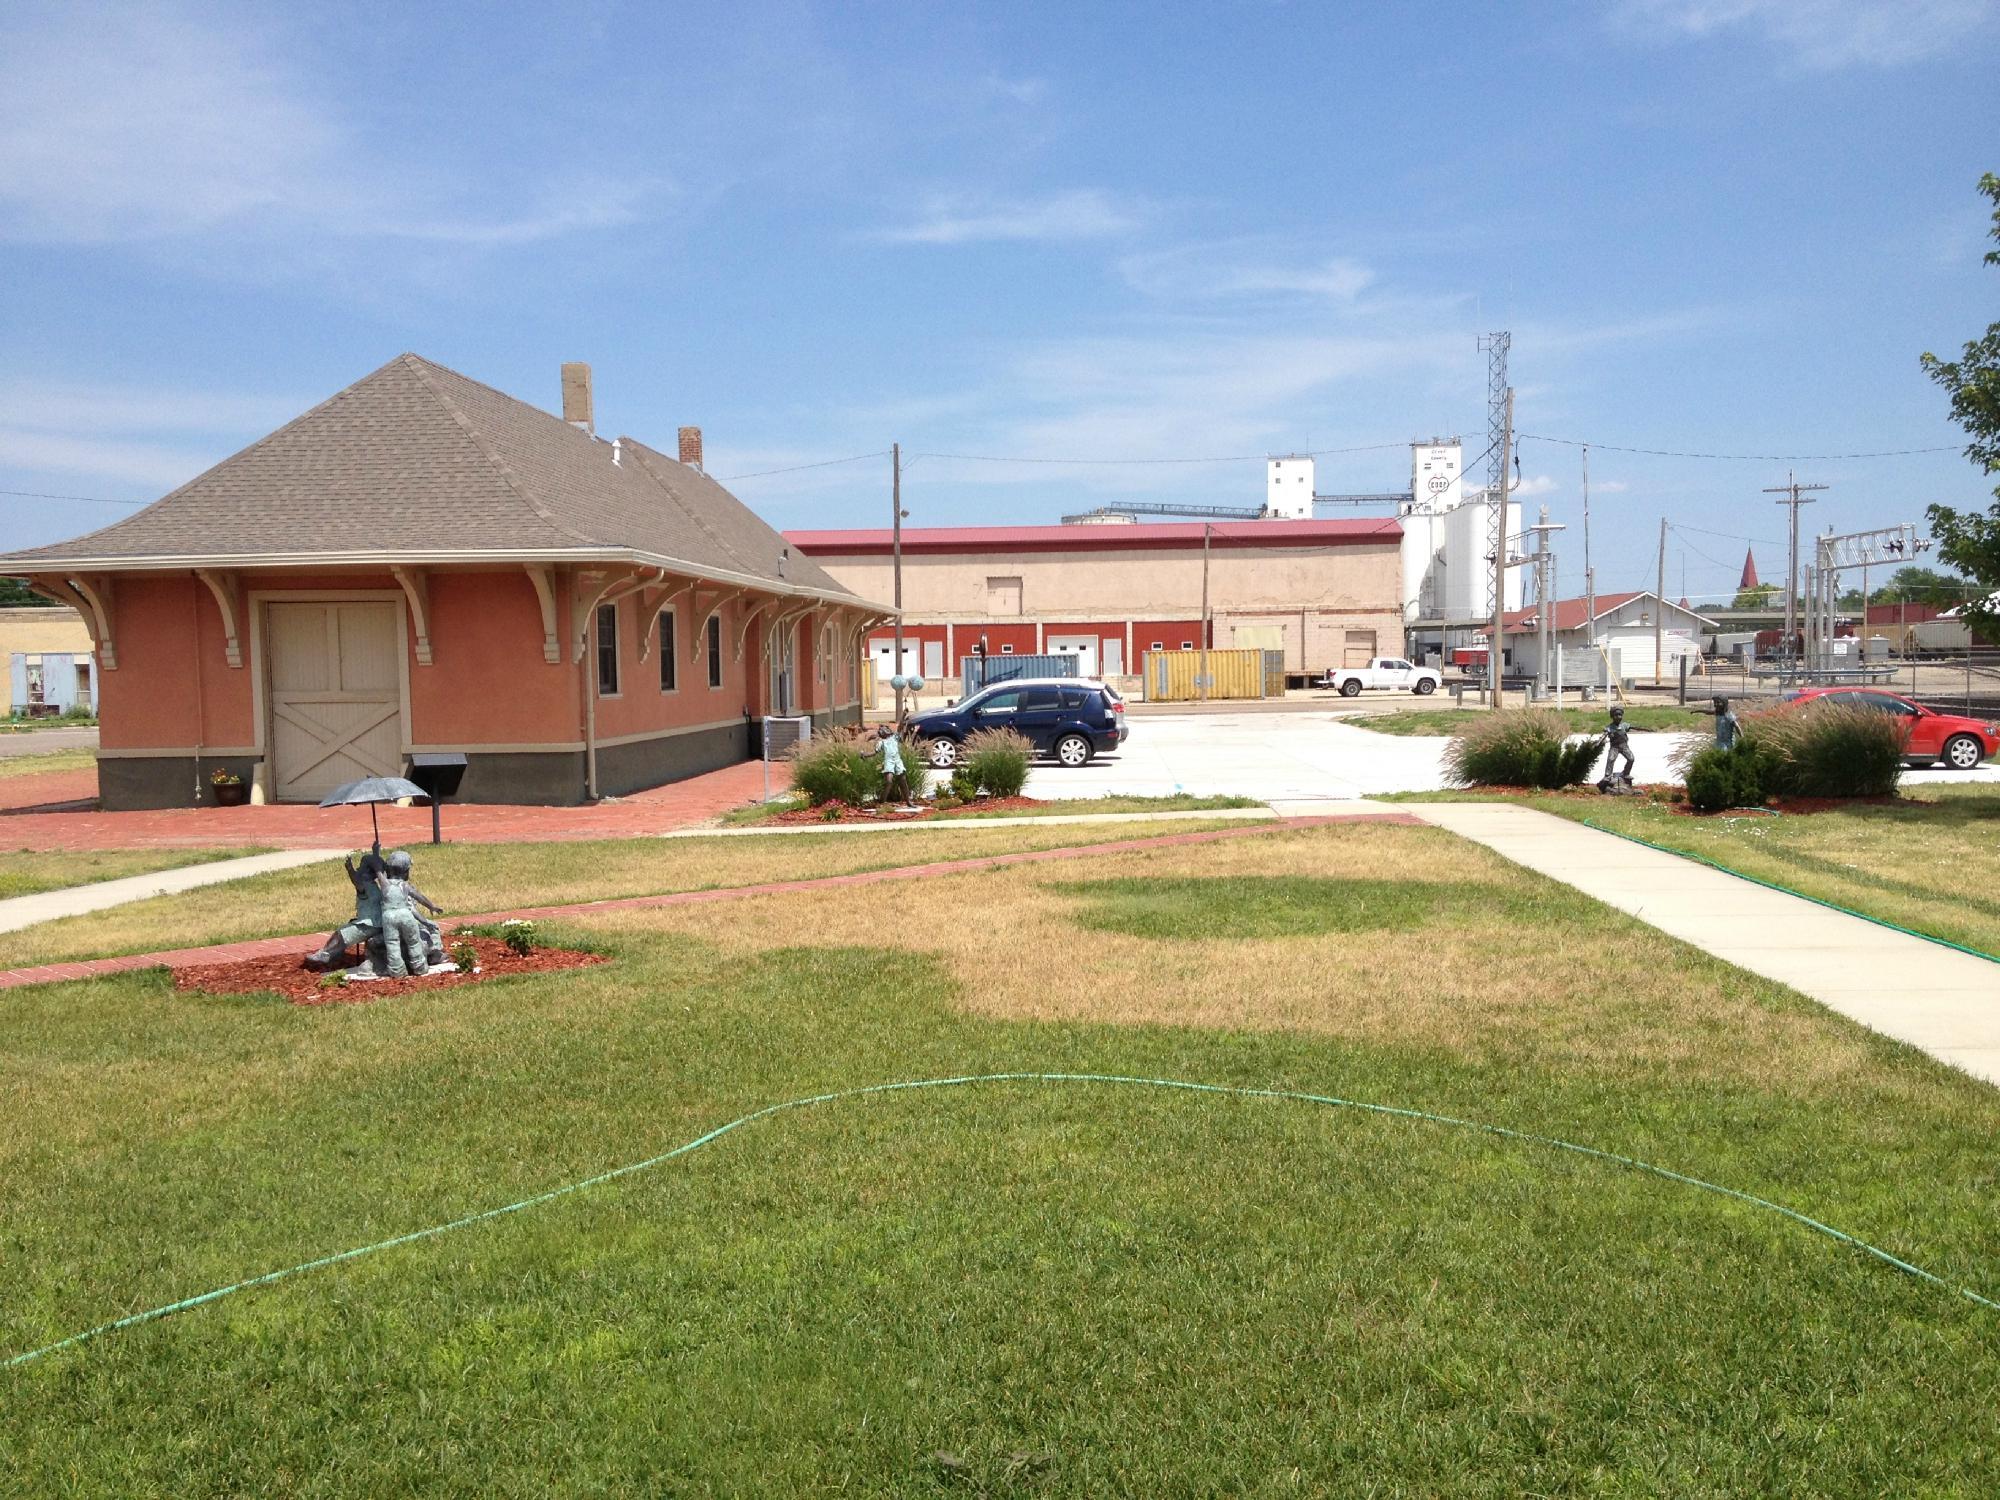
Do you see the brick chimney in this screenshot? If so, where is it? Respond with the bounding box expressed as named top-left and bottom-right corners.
top-left (561, 362), bottom-right (593, 433)
top-left (678, 425), bottom-right (703, 470)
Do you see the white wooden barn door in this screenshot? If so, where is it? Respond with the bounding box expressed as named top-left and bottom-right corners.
top-left (266, 601), bottom-right (404, 802)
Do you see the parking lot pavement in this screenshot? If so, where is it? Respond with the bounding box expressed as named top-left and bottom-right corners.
top-left (0, 726), bottom-right (97, 758)
top-left (1024, 709), bottom-right (2000, 802)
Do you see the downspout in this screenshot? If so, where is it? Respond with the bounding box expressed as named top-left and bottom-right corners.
top-left (189, 573), bottom-right (206, 806)
top-left (574, 572), bottom-right (599, 801)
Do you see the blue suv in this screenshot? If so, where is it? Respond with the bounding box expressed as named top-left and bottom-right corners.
top-left (908, 677), bottom-right (1128, 768)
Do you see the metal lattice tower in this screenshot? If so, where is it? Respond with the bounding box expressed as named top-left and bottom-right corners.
top-left (1478, 332), bottom-right (1511, 617)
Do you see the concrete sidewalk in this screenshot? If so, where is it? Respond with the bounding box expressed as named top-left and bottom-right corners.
top-left (1408, 802), bottom-right (2000, 1087)
top-left (0, 850), bottom-right (344, 934)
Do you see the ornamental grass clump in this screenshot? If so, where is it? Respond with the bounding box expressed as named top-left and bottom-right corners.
top-left (789, 732), bottom-right (876, 808)
top-left (962, 728), bottom-right (1034, 798)
top-left (1743, 700), bottom-right (1904, 799)
top-left (1442, 711), bottom-right (1604, 790)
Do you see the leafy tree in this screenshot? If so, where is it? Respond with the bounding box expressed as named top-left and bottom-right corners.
top-left (1731, 582), bottom-right (1777, 609)
top-left (0, 577), bottom-right (54, 607)
top-left (1869, 566), bottom-right (1973, 608)
top-left (1923, 173), bottom-right (2000, 631)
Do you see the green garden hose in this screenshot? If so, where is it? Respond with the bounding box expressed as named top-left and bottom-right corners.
top-left (1577, 816), bottom-right (2000, 965)
top-left (6, 1071), bottom-right (1992, 1372)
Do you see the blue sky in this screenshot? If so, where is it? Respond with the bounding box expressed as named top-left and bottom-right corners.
top-left (1, 0), bottom-right (1995, 602)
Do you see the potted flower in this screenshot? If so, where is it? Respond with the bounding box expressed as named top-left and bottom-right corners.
top-left (210, 767), bottom-right (249, 807)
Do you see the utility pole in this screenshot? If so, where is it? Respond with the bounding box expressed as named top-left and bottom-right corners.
top-left (1582, 445), bottom-right (1595, 647)
top-left (1489, 386), bottom-right (1514, 710)
top-left (1526, 507), bottom-right (1565, 700)
top-left (1199, 522), bottom-right (1212, 702)
top-left (891, 442), bottom-right (905, 725)
top-left (1764, 472), bottom-right (1826, 683)
top-left (1654, 516), bottom-right (1667, 685)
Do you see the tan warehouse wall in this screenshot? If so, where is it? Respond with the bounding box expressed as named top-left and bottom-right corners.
top-left (814, 544), bottom-right (1396, 617)
top-left (0, 605), bottom-right (93, 658)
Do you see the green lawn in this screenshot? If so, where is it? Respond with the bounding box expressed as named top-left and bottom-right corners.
top-left (1357, 705), bottom-right (1703, 736)
top-left (0, 820), bottom-right (1252, 969)
top-left (0, 847), bottom-right (270, 901)
top-left (1525, 781), bottom-right (2000, 959)
top-left (722, 791), bottom-right (1265, 826)
top-left (0, 746), bottom-right (95, 779)
top-left (5, 822), bottom-right (1999, 1493)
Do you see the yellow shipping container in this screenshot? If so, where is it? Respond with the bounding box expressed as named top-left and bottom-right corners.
top-left (1142, 647), bottom-right (1278, 701)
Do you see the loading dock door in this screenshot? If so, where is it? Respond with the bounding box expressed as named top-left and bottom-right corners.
top-left (1343, 629), bottom-right (1378, 667)
top-left (266, 601), bottom-right (404, 802)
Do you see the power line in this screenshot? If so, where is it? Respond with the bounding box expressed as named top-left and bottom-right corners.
top-left (716, 451), bottom-right (890, 481)
top-left (1668, 520), bottom-right (1784, 548)
top-left (0, 488), bottom-right (144, 506)
top-left (1521, 433), bottom-right (1959, 462)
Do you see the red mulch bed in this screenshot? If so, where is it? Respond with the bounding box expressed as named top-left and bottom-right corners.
top-left (173, 934), bottom-right (608, 1005)
top-left (766, 795), bottom-right (1048, 825)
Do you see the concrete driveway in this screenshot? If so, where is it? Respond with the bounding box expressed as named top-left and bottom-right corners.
top-left (1023, 710), bottom-right (2000, 804)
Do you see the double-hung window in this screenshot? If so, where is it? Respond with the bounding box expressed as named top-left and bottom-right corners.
top-left (595, 603), bottom-right (620, 695)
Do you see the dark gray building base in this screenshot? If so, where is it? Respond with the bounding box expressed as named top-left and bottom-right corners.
top-left (94, 705), bottom-right (863, 810)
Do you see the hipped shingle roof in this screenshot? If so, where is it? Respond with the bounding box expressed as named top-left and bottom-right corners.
top-left (0, 354), bottom-right (858, 601)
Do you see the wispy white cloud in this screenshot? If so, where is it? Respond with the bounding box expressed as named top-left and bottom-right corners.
top-left (868, 189), bottom-right (1147, 246)
top-left (1120, 242), bottom-right (1377, 302)
top-left (1610, 0), bottom-right (1993, 68)
top-left (1594, 479), bottom-right (1632, 493)
top-left (0, 377), bottom-right (307, 492)
top-left (0, 4), bottom-right (660, 247)
top-left (1513, 474), bottom-right (1560, 497)
top-left (0, 429), bottom-right (219, 491)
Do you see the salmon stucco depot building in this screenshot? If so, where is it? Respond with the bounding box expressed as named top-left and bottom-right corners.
top-left (0, 356), bottom-right (886, 809)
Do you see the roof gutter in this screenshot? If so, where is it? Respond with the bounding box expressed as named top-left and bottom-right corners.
top-left (0, 546), bottom-right (890, 615)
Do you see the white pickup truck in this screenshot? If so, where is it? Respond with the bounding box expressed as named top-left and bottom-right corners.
top-left (1322, 657), bottom-right (1443, 697)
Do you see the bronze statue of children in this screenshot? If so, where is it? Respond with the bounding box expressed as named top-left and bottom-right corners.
top-left (1602, 705), bottom-right (1636, 786)
top-left (374, 850), bottom-right (444, 978)
top-left (303, 847), bottom-right (388, 972)
top-left (1712, 694), bottom-right (1741, 751)
top-left (874, 723), bottom-right (910, 805)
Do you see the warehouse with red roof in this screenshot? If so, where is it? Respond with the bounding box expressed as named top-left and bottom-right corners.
top-left (784, 515), bottom-right (1405, 694)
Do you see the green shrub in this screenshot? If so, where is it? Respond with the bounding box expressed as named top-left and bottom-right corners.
top-left (790, 733), bottom-right (876, 807)
top-left (1443, 712), bottom-right (1605, 789)
top-left (948, 768), bottom-right (979, 803)
top-left (500, 919), bottom-right (537, 957)
top-left (1740, 701), bottom-right (1903, 799)
top-left (1683, 745), bottom-right (1765, 812)
top-left (963, 728), bottom-right (1033, 798)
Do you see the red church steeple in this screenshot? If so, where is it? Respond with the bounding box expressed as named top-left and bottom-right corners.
top-left (1739, 548), bottom-right (1760, 590)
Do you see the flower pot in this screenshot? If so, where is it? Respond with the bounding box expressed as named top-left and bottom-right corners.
top-left (212, 782), bottom-right (249, 807)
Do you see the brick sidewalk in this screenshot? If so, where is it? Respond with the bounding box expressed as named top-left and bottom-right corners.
top-left (0, 762), bottom-right (773, 851)
top-left (0, 813), bottom-right (1415, 990)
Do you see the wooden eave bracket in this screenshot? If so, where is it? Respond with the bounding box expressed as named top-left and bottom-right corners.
top-left (390, 566), bottom-right (433, 667)
top-left (734, 595), bottom-right (784, 664)
top-left (637, 577), bottom-right (696, 663)
top-left (30, 574), bottom-right (116, 669)
top-left (759, 602), bottom-right (817, 664)
top-left (690, 586), bottom-right (747, 664)
top-left (193, 569), bottom-right (243, 668)
top-left (524, 565), bottom-right (560, 664)
top-left (570, 569), bottom-right (620, 664)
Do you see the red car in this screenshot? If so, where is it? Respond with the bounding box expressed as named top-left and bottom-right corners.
top-left (1787, 687), bottom-right (1999, 770)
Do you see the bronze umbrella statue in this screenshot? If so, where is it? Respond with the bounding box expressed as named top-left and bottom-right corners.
top-left (318, 775), bottom-right (429, 848)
